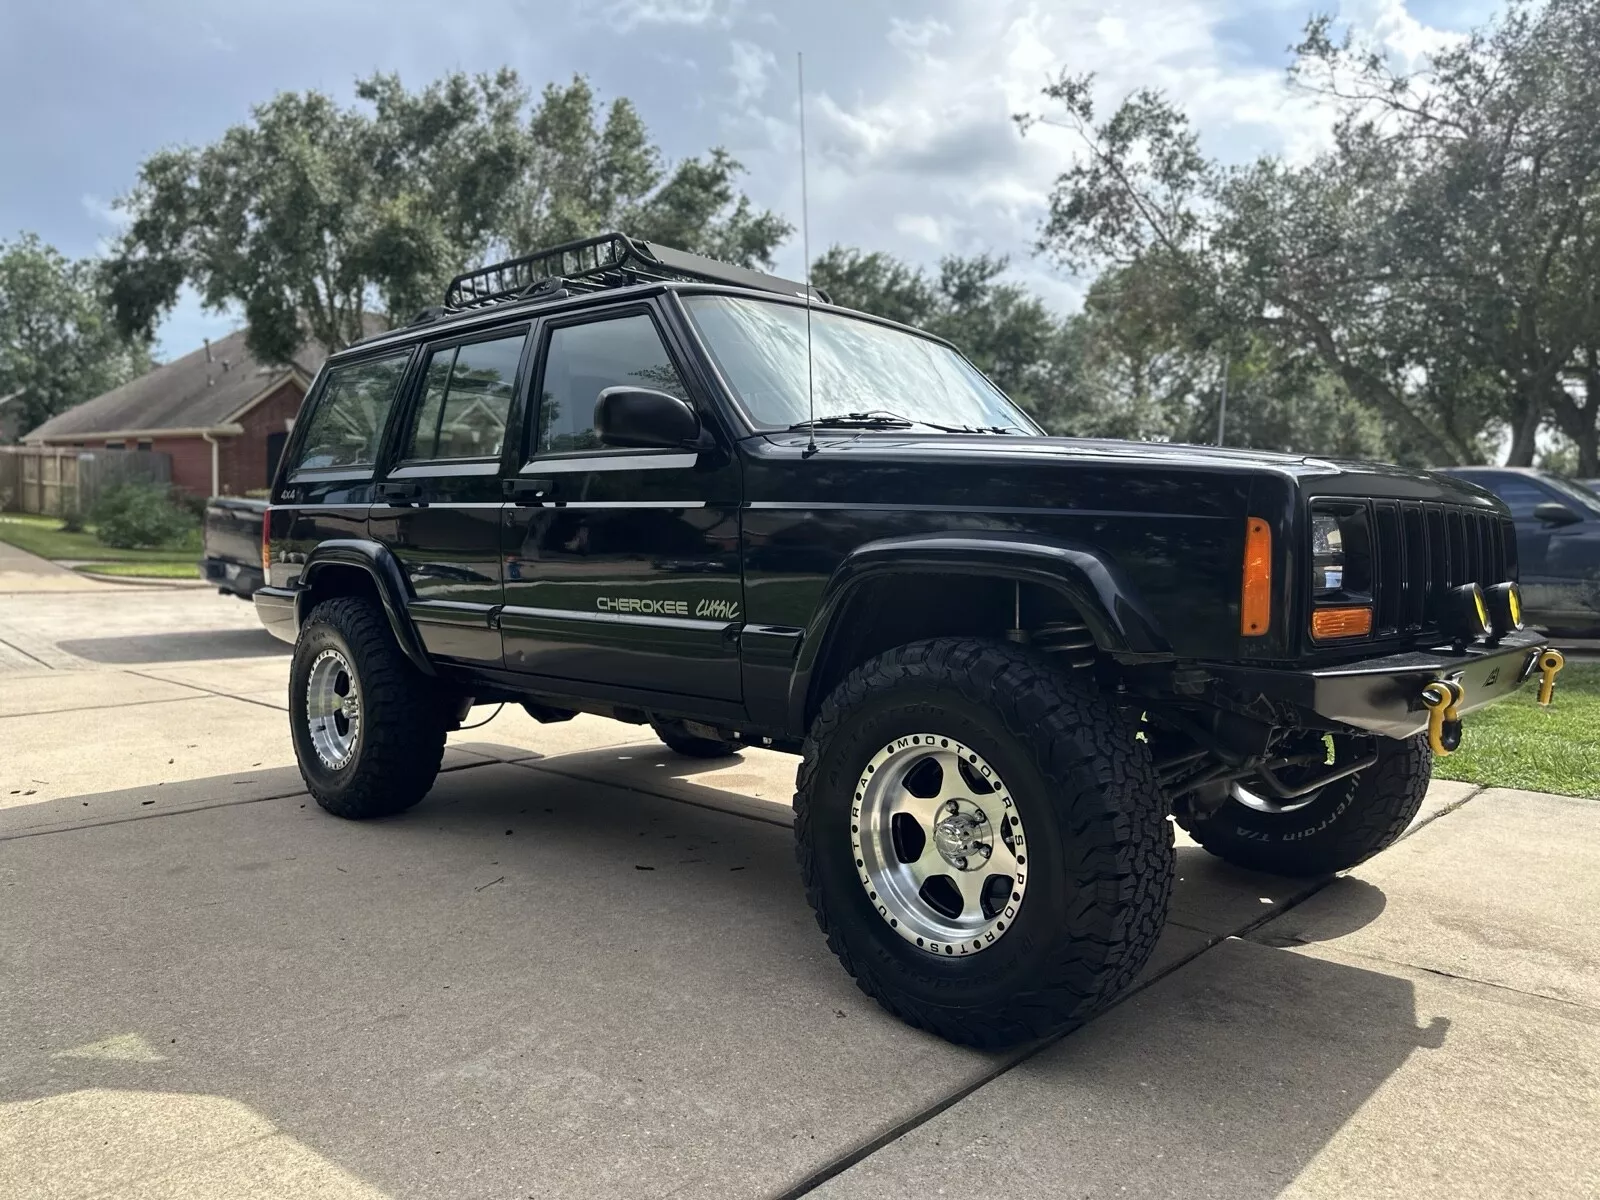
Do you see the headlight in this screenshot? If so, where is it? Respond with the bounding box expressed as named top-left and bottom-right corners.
top-left (1309, 504), bottom-right (1372, 599)
top-left (1311, 512), bottom-right (1345, 594)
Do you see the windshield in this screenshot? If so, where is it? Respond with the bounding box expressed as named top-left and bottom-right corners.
top-left (1542, 473), bottom-right (1600, 515)
top-left (681, 295), bottom-right (1040, 433)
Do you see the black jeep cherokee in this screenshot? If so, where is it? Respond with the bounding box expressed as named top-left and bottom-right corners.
top-left (255, 233), bottom-right (1557, 1048)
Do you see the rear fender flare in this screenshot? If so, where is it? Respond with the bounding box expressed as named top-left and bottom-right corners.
top-left (792, 533), bottom-right (1168, 729)
top-left (295, 540), bottom-right (435, 676)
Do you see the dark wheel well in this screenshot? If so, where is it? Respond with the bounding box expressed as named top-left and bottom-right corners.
top-left (297, 563), bottom-right (382, 618)
top-left (806, 575), bottom-right (1095, 725)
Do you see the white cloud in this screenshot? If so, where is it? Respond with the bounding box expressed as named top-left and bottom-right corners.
top-left (715, 0), bottom-right (1470, 303)
top-left (80, 193), bottom-right (130, 231)
top-left (604, 0), bottom-right (739, 31)
top-left (887, 17), bottom-right (952, 54)
top-left (729, 39), bottom-right (775, 106)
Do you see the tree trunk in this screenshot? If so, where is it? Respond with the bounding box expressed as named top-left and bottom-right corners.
top-left (1505, 397), bottom-right (1541, 466)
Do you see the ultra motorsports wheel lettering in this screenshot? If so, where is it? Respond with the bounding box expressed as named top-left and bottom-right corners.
top-left (305, 646), bottom-right (362, 770)
top-left (850, 733), bottom-right (1028, 958)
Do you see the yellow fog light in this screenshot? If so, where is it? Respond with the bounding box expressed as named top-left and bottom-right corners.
top-left (1484, 582), bottom-right (1524, 635)
top-left (1447, 583), bottom-right (1492, 640)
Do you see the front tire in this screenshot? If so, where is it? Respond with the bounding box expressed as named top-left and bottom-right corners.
top-left (290, 597), bottom-right (448, 819)
top-left (795, 638), bottom-right (1173, 1048)
top-left (1176, 733), bottom-right (1431, 877)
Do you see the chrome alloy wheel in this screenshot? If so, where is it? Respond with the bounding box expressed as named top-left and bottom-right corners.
top-left (306, 648), bottom-right (362, 770)
top-left (851, 734), bottom-right (1028, 957)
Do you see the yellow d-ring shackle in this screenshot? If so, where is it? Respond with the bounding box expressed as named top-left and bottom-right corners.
top-left (1538, 649), bottom-right (1565, 707)
top-left (1421, 679), bottom-right (1465, 756)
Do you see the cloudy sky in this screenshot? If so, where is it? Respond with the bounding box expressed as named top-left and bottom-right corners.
top-left (0, 0), bottom-right (1496, 358)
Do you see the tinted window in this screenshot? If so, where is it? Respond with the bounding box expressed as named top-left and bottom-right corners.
top-left (1474, 475), bottom-right (1557, 519)
top-left (536, 314), bottom-right (687, 456)
top-left (404, 333), bottom-right (524, 461)
top-left (295, 353), bottom-right (409, 470)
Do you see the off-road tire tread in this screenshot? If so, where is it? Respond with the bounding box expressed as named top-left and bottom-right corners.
top-left (1176, 734), bottom-right (1431, 877)
top-left (294, 597), bottom-right (447, 819)
top-left (794, 638), bottom-right (1173, 1048)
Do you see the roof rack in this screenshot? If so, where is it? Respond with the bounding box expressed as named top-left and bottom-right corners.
top-left (441, 231), bottom-right (828, 314)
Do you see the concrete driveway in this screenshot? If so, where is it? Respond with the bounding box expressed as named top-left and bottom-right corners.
top-left (1, 568), bottom-right (1596, 1199)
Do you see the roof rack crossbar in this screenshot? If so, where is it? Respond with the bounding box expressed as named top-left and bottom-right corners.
top-left (443, 232), bottom-right (827, 313)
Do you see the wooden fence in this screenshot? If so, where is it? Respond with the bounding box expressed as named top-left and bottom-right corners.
top-left (0, 447), bottom-right (172, 516)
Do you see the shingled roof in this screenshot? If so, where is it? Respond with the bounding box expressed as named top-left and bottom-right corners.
top-left (25, 328), bottom-right (328, 441)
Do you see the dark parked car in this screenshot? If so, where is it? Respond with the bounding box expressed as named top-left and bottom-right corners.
top-left (1436, 467), bottom-right (1600, 636)
top-left (254, 232), bottom-right (1557, 1048)
top-left (200, 496), bottom-right (268, 598)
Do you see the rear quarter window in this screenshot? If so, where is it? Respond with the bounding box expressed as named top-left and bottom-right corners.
top-left (293, 352), bottom-right (410, 471)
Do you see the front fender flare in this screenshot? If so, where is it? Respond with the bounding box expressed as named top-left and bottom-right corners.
top-left (295, 540), bottom-right (435, 676)
top-left (792, 532), bottom-right (1168, 728)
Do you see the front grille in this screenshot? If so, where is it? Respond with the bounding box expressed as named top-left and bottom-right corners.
top-left (1368, 500), bottom-right (1516, 638)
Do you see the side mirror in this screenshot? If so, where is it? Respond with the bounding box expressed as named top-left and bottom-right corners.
top-left (1533, 501), bottom-right (1582, 527)
top-left (594, 387), bottom-right (703, 450)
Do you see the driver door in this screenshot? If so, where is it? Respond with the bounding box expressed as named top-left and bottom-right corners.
top-left (498, 305), bottom-right (745, 703)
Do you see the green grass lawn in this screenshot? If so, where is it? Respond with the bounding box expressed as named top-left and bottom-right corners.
top-left (0, 513), bottom-right (199, 563)
top-left (1433, 663), bottom-right (1600, 798)
top-left (72, 561), bottom-right (201, 579)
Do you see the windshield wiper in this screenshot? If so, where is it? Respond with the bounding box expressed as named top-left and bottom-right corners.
top-left (789, 411), bottom-right (915, 430)
top-left (789, 410), bottom-right (1001, 433)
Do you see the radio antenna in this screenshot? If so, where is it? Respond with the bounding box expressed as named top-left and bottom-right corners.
top-left (798, 51), bottom-right (817, 457)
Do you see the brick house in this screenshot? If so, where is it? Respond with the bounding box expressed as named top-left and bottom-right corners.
top-left (23, 328), bottom-right (336, 496)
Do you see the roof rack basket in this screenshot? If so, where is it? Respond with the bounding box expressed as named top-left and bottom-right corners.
top-left (443, 232), bottom-right (827, 313)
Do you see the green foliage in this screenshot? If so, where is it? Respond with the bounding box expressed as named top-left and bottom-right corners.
top-left (0, 234), bottom-right (152, 433)
top-left (1020, 0), bottom-right (1600, 470)
top-left (89, 484), bottom-right (198, 550)
top-left (103, 72), bottom-right (789, 366)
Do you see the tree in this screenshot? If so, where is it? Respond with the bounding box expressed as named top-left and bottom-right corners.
top-left (811, 246), bottom-right (1082, 427)
top-left (105, 73), bottom-right (789, 366)
top-left (0, 234), bottom-right (151, 434)
top-left (1021, 0), bottom-right (1600, 469)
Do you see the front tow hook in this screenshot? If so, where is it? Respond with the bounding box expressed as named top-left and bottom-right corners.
top-left (1422, 680), bottom-right (1465, 756)
top-left (1537, 649), bottom-right (1565, 707)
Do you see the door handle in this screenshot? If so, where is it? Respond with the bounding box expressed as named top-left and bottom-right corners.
top-left (505, 477), bottom-right (556, 506)
top-left (376, 481), bottom-right (427, 507)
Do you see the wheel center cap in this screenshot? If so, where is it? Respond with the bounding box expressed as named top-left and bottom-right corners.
top-left (933, 806), bottom-right (992, 869)
top-left (340, 695), bottom-right (360, 719)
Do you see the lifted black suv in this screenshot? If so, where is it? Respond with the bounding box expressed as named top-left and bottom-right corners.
top-left (257, 232), bottom-right (1557, 1047)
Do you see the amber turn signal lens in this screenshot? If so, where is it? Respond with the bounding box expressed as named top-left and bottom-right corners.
top-left (261, 506), bottom-right (271, 574)
top-left (1311, 606), bottom-right (1374, 640)
top-left (1241, 517), bottom-right (1272, 636)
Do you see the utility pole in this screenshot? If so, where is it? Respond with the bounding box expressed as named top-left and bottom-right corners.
top-left (1216, 349), bottom-right (1229, 446)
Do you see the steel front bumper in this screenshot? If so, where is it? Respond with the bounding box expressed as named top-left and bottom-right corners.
top-left (1209, 630), bottom-right (1550, 739)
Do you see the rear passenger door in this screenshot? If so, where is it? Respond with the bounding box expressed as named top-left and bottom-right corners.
top-left (370, 326), bottom-right (531, 666)
top-left (498, 305), bottom-right (744, 703)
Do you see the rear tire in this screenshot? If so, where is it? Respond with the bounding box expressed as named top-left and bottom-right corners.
top-left (651, 717), bottom-right (740, 759)
top-left (290, 597), bottom-right (447, 819)
top-left (1176, 733), bottom-right (1431, 877)
top-left (795, 638), bottom-right (1173, 1048)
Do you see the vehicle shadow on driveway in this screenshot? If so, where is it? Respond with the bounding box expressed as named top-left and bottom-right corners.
top-left (56, 628), bottom-right (290, 663)
top-left (1, 758), bottom-right (1426, 1200)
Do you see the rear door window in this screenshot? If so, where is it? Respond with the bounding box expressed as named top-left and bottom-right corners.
top-left (402, 332), bottom-right (526, 462)
top-left (293, 352), bottom-right (410, 471)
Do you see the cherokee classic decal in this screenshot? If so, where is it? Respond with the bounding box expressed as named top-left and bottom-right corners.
top-left (596, 596), bottom-right (740, 619)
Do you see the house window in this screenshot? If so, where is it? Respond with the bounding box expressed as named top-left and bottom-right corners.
top-left (136, 440), bottom-right (153, 452)
top-left (104, 441), bottom-right (125, 450)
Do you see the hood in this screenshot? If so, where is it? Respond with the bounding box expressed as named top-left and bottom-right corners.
top-left (757, 431), bottom-right (1505, 508)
